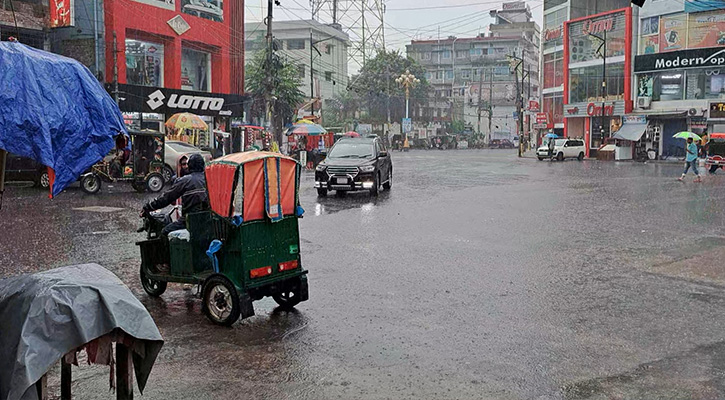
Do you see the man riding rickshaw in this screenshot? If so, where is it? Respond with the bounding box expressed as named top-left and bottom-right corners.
top-left (137, 151), bottom-right (309, 326)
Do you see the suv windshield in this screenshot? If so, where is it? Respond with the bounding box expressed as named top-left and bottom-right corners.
top-left (168, 142), bottom-right (200, 152)
top-left (328, 141), bottom-right (375, 159)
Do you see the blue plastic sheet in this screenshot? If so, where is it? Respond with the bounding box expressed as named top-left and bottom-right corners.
top-left (0, 42), bottom-right (127, 196)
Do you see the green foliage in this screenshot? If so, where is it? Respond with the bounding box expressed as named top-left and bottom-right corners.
top-left (245, 50), bottom-right (305, 142)
top-left (451, 120), bottom-right (465, 134)
top-left (349, 50), bottom-right (430, 124)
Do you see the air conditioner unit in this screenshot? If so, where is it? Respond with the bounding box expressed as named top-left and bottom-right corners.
top-left (688, 108), bottom-right (698, 116)
top-left (637, 96), bottom-right (652, 109)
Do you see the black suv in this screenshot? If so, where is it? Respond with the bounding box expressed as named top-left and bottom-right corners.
top-left (315, 137), bottom-right (392, 196)
top-left (4, 153), bottom-right (50, 188)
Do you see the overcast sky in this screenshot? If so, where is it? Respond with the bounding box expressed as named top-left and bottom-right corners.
top-left (245, 0), bottom-right (544, 54)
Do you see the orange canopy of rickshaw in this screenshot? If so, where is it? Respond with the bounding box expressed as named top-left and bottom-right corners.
top-left (709, 133), bottom-right (725, 140)
top-left (206, 152), bottom-right (300, 222)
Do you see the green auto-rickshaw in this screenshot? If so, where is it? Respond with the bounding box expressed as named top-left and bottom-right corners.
top-left (137, 151), bottom-right (309, 326)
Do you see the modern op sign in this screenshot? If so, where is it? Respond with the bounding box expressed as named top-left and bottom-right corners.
top-left (635, 46), bottom-right (725, 72)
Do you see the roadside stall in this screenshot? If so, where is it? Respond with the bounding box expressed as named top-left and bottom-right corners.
top-left (0, 40), bottom-right (127, 200)
top-left (285, 122), bottom-right (332, 169)
top-left (0, 264), bottom-right (164, 400)
top-left (611, 117), bottom-right (648, 161)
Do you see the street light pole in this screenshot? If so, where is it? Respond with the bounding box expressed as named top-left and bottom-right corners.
top-left (396, 70), bottom-right (420, 139)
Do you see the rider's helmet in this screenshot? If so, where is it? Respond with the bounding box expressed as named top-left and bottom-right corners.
top-left (187, 153), bottom-right (205, 173)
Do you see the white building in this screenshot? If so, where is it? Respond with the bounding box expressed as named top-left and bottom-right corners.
top-left (245, 20), bottom-right (350, 110)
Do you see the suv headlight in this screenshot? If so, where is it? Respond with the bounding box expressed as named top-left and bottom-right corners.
top-left (315, 164), bottom-right (327, 172)
top-left (359, 165), bottom-right (375, 173)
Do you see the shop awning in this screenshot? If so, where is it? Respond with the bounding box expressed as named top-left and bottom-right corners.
top-left (612, 124), bottom-right (647, 141)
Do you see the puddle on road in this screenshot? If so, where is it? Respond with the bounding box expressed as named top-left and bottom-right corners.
top-left (72, 206), bottom-right (126, 213)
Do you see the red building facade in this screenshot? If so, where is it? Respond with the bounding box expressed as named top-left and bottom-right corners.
top-left (563, 7), bottom-right (633, 157)
top-left (104, 0), bottom-right (245, 134)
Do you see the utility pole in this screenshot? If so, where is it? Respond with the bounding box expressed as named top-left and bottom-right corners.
top-left (476, 66), bottom-right (484, 141)
top-left (601, 29), bottom-right (607, 142)
top-left (265, 0), bottom-right (274, 137)
top-left (332, 0), bottom-right (337, 24)
top-left (310, 31), bottom-right (315, 115)
top-left (112, 31), bottom-right (119, 104)
top-left (488, 67), bottom-right (493, 144)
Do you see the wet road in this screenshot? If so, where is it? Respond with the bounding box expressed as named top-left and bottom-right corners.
top-left (3, 150), bottom-right (725, 399)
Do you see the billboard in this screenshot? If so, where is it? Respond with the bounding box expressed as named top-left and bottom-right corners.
top-left (685, 0), bottom-right (725, 13)
top-left (132, 0), bottom-right (175, 11)
top-left (568, 10), bottom-right (627, 64)
top-left (688, 11), bottom-right (725, 49)
top-left (49, 0), bottom-right (74, 28)
top-left (182, 0), bottom-right (223, 22)
top-left (660, 13), bottom-right (687, 52)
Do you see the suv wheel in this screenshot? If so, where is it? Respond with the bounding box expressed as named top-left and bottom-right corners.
top-left (577, 152), bottom-right (584, 161)
top-left (557, 152), bottom-right (564, 161)
top-left (383, 169), bottom-right (392, 190)
top-left (370, 173), bottom-right (379, 196)
top-left (317, 188), bottom-right (328, 197)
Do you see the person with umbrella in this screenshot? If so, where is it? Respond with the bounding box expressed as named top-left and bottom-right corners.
top-left (676, 132), bottom-right (702, 182)
top-left (546, 133), bottom-right (558, 159)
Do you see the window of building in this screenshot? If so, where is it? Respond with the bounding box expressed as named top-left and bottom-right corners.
top-left (181, 48), bottom-right (211, 92)
top-left (461, 69), bottom-right (471, 79)
top-left (325, 71), bottom-right (333, 81)
top-left (325, 44), bottom-right (334, 55)
top-left (287, 39), bottom-right (306, 50)
top-left (544, 8), bottom-right (566, 30)
top-left (637, 72), bottom-right (684, 101)
top-left (125, 39), bottom-right (164, 87)
top-left (470, 48), bottom-right (483, 57)
top-left (544, 0), bottom-right (566, 9)
top-left (543, 51), bottom-right (564, 89)
top-left (569, 64), bottom-right (625, 103)
top-left (442, 50), bottom-right (451, 59)
top-left (542, 93), bottom-right (564, 125)
top-left (436, 70), bottom-right (444, 79)
top-left (456, 50), bottom-right (468, 58)
top-left (298, 65), bottom-right (306, 79)
top-left (422, 52), bottom-right (431, 60)
top-left (445, 70), bottom-right (454, 79)
top-left (686, 68), bottom-right (725, 99)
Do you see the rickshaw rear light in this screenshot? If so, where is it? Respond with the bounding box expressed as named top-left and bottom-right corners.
top-left (250, 266), bottom-right (273, 278)
top-left (279, 260), bottom-right (299, 272)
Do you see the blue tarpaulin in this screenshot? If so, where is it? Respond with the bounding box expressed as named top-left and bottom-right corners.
top-left (0, 41), bottom-right (127, 196)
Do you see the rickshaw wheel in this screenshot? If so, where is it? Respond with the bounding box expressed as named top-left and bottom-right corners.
top-left (140, 266), bottom-right (167, 297)
top-left (80, 174), bottom-right (101, 194)
top-left (146, 173), bottom-right (164, 193)
top-left (202, 276), bottom-right (241, 326)
top-left (273, 289), bottom-right (302, 309)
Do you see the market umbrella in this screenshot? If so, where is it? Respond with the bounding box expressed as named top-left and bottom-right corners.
top-left (165, 112), bottom-right (208, 131)
top-left (673, 131), bottom-right (702, 141)
top-left (544, 133), bottom-right (559, 139)
top-left (343, 131), bottom-right (361, 138)
top-left (296, 119), bottom-right (315, 124)
top-left (285, 123), bottom-right (327, 136)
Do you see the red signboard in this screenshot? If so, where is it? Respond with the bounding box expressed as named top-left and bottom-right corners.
top-left (543, 25), bottom-right (563, 42)
top-left (50, 0), bottom-right (74, 28)
top-left (586, 102), bottom-right (614, 116)
top-left (581, 17), bottom-right (614, 35)
top-left (536, 113), bottom-right (549, 124)
top-left (528, 100), bottom-right (540, 112)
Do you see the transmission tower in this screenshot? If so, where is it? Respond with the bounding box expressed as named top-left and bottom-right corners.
top-left (310, 0), bottom-right (386, 72)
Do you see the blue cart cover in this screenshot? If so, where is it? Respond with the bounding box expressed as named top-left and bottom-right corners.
top-left (0, 41), bottom-right (127, 196)
top-left (0, 264), bottom-right (164, 400)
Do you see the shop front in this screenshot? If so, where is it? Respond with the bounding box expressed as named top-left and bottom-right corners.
top-left (564, 101), bottom-right (626, 157)
top-left (563, 8), bottom-right (633, 157)
top-left (110, 83), bottom-right (247, 150)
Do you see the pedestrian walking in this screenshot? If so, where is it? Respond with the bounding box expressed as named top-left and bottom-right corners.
top-left (679, 137), bottom-right (702, 182)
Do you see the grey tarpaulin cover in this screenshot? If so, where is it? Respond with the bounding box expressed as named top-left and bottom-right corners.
top-left (0, 264), bottom-right (164, 400)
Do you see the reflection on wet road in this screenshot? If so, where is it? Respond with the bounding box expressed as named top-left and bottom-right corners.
top-left (3, 150), bottom-right (725, 399)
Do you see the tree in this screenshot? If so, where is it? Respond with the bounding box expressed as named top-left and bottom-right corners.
top-left (245, 50), bottom-right (305, 145)
top-left (321, 90), bottom-right (360, 128)
top-left (349, 50), bottom-right (430, 124)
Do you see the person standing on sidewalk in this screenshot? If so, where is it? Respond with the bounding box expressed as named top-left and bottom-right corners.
top-left (679, 137), bottom-right (702, 182)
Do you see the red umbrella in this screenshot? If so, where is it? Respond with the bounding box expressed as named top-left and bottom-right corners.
top-left (285, 123), bottom-right (326, 136)
top-left (344, 131), bottom-right (360, 138)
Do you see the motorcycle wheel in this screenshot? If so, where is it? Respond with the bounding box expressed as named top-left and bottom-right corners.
top-left (80, 174), bottom-right (101, 194)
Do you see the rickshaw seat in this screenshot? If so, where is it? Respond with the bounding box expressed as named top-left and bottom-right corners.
top-left (168, 229), bottom-right (190, 242)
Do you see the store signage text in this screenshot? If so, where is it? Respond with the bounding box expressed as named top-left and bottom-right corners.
top-left (147, 90), bottom-right (227, 113)
top-left (710, 101), bottom-right (725, 119)
top-left (109, 83), bottom-right (247, 117)
top-left (581, 18), bottom-right (614, 35)
top-left (587, 103), bottom-right (614, 116)
top-left (567, 107), bottom-right (580, 115)
top-left (635, 47), bottom-right (725, 72)
top-left (536, 112), bottom-right (549, 124)
top-left (543, 25), bottom-right (562, 42)
top-left (502, 1), bottom-right (526, 10)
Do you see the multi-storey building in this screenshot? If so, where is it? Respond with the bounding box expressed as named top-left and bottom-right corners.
top-left (632, 0), bottom-right (725, 158)
top-left (406, 1), bottom-right (540, 140)
top-left (244, 19), bottom-right (349, 113)
top-left (539, 0), bottom-right (632, 145)
top-left (102, 0), bottom-right (246, 143)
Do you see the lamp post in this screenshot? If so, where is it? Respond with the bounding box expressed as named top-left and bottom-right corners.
top-left (396, 70), bottom-right (420, 139)
top-left (508, 53), bottom-right (529, 158)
